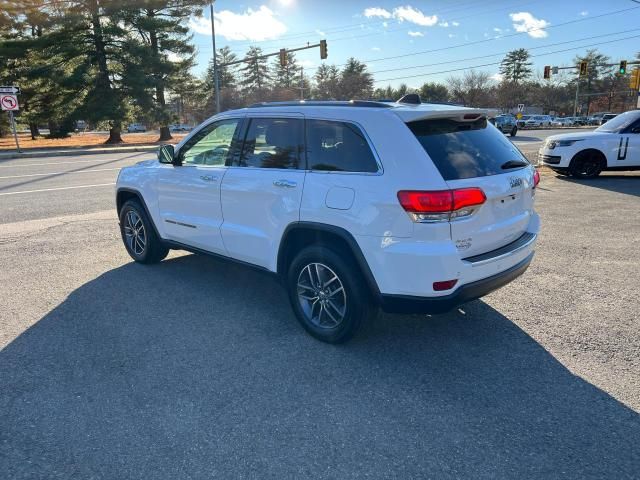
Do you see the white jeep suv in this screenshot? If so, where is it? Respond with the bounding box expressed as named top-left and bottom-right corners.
top-left (116, 100), bottom-right (540, 343)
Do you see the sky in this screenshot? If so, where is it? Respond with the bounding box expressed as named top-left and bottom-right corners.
top-left (188, 0), bottom-right (640, 88)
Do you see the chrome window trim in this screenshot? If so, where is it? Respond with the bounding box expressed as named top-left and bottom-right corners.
top-left (303, 116), bottom-right (384, 176)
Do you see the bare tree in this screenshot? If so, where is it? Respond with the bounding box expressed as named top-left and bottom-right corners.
top-left (446, 70), bottom-right (493, 107)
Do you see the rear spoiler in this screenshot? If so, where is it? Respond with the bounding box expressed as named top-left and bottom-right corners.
top-left (393, 108), bottom-right (490, 123)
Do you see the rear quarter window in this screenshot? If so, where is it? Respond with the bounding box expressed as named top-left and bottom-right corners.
top-left (407, 117), bottom-right (528, 180)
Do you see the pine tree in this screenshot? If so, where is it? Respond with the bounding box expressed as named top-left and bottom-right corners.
top-left (120, 1), bottom-right (206, 141)
top-left (206, 46), bottom-right (238, 90)
top-left (271, 51), bottom-right (298, 89)
top-left (338, 58), bottom-right (373, 99)
top-left (499, 49), bottom-right (532, 84)
top-left (240, 46), bottom-right (270, 98)
top-left (313, 64), bottom-right (340, 99)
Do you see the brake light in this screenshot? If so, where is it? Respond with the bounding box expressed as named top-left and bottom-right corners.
top-left (433, 279), bottom-right (458, 291)
top-left (533, 170), bottom-right (540, 188)
top-left (397, 188), bottom-right (486, 222)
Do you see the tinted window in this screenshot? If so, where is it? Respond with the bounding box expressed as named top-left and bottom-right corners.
top-left (306, 120), bottom-right (378, 172)
top-left (180, 119), bottom-right (241, 166)
top-left (596, 110), bottom-right (640, 132)
top-left (407, 117), bottom-right (528, 180)
top-left (238, 117), bottom-right (303, 169)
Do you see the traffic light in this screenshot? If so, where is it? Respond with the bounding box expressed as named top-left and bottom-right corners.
top-left (319, 39), bottom-right (328, 60)
top-left (630, 69), bottom-right (640, 91)
top-left (543, 65), bottom-right (551, 80)
top-left (579, 61), bottom-right (588, 77)
top-left (619, 60), bottom-right (627, 75)
top-left (279, 48), bottom-right (287, 68)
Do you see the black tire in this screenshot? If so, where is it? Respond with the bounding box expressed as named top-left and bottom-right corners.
top-left (287, 245), bottom-right (375, 344)
top-left (569, 150), bottom-right (604, 179)
top-left (119, 199), bottom-right (169, 264)
top-left (510, 126), bottom-right (517, 137)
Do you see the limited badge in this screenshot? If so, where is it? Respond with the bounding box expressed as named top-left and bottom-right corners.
top-left (456, 238), bottom-right (472, 251)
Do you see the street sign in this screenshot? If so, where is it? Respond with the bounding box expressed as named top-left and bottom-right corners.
top-left (0, 86), bottom-right (21, 95)
top-left (516, 112), bottom-right (523, 119)
top-left (517, 104), bottom-right (525, 112)
top-left (1, 94), bottom-right (19, 111)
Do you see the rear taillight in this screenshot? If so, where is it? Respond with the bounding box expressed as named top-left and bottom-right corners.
top-left (397, 188), bottom-right (486, 223)
top-left (533, 170), bottom-right (540, 188)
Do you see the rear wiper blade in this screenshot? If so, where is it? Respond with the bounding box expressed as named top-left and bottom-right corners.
top-left (500, 160), bottom-right (528, 169)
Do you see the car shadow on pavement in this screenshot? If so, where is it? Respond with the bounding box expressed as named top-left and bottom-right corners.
top-left (555, 173), bottom-right (640, 197)
top-left (1, 253), bottom-right (639, 479)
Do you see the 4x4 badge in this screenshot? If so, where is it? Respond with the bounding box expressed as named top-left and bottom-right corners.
top-left (509, 177), bottom-right (523, 189)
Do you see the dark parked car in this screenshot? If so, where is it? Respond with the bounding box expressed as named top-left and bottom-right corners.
top-left (600, 113), bottom-right (617, 125)
top-left (490, 114), bottom-right (518, 136)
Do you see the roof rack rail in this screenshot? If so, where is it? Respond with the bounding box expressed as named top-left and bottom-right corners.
top-left (248, 100), bottom-right (393, 109)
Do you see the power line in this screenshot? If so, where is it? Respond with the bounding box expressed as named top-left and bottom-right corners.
top-left (340, 4), bottom-right (640, 68)
top-left (373, 32), bottom-right (640, 83)
top-left (204, 0), bottom-right (544, 55)
top-left (218, 0), bottom-right (517, 50)
top-left (368, 28), bottom-right (640, 76)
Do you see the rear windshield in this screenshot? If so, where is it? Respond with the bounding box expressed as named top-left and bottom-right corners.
top-left (407, 117), bottom-right (528, 180)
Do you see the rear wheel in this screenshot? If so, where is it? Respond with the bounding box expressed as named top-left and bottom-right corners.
top-left (287, 245), bottom-right (374, 344)
top-left (569, 150), bottom-right (604, 179)
top-left (119, 200), bottom-right (169, 264)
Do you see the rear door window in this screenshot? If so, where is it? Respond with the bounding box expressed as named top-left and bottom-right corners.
top-left (306, 119), bottom-right (379, 172)
top-left (237, 117), bottom-right (304, 169)
top-left (407, 117), bottom-right (528, 180)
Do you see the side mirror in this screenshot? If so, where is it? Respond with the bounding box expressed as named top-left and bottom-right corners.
top-left (158, 144), bottom-right (176, 164)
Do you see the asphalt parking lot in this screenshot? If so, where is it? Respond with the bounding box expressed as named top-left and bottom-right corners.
top-left (0, 151), bottom-right (639, 478)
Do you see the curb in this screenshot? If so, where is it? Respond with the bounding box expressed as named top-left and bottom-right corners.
top-left (0, 145), bottom-right (159, 161)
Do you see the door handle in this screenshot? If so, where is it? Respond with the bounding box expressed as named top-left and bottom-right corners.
top-left (200, 175), bottom-right (218, 182)
top-left (273, 179), bottom-right (297, 188)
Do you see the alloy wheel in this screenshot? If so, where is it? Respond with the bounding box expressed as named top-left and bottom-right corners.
top-left (296, 262), bottom-right (347, 329)
top-left (124, 210), bottom-right (146, 256)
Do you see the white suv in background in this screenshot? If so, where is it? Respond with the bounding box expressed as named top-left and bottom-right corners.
top-left (116, 100), bottom-right (540, 343)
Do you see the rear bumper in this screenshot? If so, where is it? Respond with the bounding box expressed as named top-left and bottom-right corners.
top-left (379, 252), bottom-right (534, 314)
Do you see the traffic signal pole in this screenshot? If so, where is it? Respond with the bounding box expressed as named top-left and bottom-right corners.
top-left (219, 41), bottom-right (327, 67)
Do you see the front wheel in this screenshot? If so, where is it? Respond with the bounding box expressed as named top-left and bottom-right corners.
top-left (510, 126), bottom-right (517, 137)
top-left (119, 200), bottom-right (169, 264)
top-left (569, 151), bottom-right (604, 179)
top-left (287, 246), bottom-right (375, 343)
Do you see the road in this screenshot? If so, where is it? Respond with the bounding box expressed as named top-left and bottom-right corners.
top-left (511, 127), bottom-right (596, 159)
top-left (1, 147), bottom-right (639, 478)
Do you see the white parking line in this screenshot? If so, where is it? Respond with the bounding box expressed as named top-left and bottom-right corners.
top-left (0, 159), bottom-right (131, 168)
top-left (0, 183), bottom-right (115, 196)
top-left (0, 167), bottom-right (121, 179)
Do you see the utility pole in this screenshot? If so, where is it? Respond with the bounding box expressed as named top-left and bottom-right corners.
top-left (299, 66), bottom-right (304, 100)
top-left (210, 1), bottom-right (220, 113)
top-left (573, 77), bottom-right (580, 118)
top-left (9, 111), bottom-right (21, 153)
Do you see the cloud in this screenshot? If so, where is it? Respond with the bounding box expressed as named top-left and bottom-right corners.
top-left (393, 5), bottom-right (438, 26)
top-left (493, 27), bottom-right (502, 32)
top-left (189, 6), bottom-right (287, 41)
top-left (580, 11), bottom-right (588, 16)
top-left (382, 21), bottom-right (388, 27)
top-left (371, 46), bottom-right (381, 51)
top-left (448, 33), bottom-right (456, 38)
top-left (490, 72), bottom-right (504, 82)
top-left (452, 21), bottom-right (460, 26)
top-left (438, 21), bottom-right (449, 27)
top-left (363, 5), bottom-right (438, 26)
top-left (509, 12), bottom-right (549, 38)
top-left (408, 30), bottom-right (424, 37)
top-left (364, 7), bottom-right (392, 19)
top-left (299, 59), bottom-right (315, 68)
top-left (315, 29), bottom-right (325, 36)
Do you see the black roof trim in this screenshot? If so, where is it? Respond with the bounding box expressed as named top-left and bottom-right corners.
top-left (248, 100), bottom-right (394, 109)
